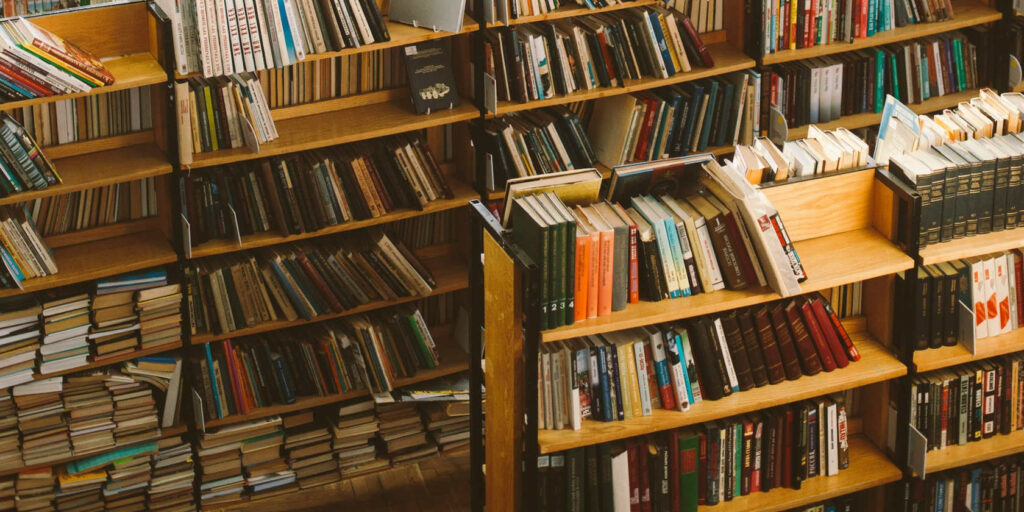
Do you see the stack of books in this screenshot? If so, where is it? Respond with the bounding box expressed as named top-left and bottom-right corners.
top-left (55, 465), bottom-right (107, 512)
top-left (377, 403), bottom-right (436, 465)
top-left (332, 399), bottom-right (385, 477)
top-left (730, 128), bottom-right (870, 185)
top-left (148, 438), bottom-right (196, 512)
top-left (136, 283), bottom-right (182, 351)
top-left (163, 0), bottom-right (391, 77)
top-left (181, 132), bottom-right (453, 247)
top-left (106, 373), bottom-right (160, 446)
top-left (86, 287), bottom-right (139, 366)
top-left (122, 356), bottom-right (185, 429)
top-left (0, 18), bottom-right (113, 98)
top-left (176, 74), bottom-right (278, 158)
top-left (0, 297), bottom-right (41, 387)
top-left (29, 177), bottom-right (159, 237)
top-left (0, 476), bottom-right (12, 510)
top-left (0, 206), bottom-right (58, 289)
top-left (13, 86), bottom-right (153, 149)
top-left (238, 422), bottom-right (287, 499)
top-left (0, 114), bottom-right (60, 199)
top-left (422, 402), bottom-right (471, 453)
top-left (14, 469), bottom-right (56, 512)
top-left (903, 455), bottom-right (1022, 511)
top-left (185, 230), bottom-right (437, 337)
top-left (39, 294), bottom-right (89, 375)
top-left (0, 391), bottom-right (20, 470)
top-left (63, 376), bottom-right (116, 456)
top-left (197, 416), bottom-right (282, 508)
top-left (100, 445), bottom-right (153, 509)
top-left (282, 412), bottom-right (337, 490)
top-left (14, 377), bottom-right (70, 466)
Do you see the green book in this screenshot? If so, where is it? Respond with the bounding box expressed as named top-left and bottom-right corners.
top-left (533, 193), bottom-right (568, 328)
top-left (509, 195), bottom-right (552, 330)
top-left (734, 422), bottom-right (742, 498)
top-left (677, 429), bottom-right (700, 512)
top-left (67, 442), bottom-right (158, 475)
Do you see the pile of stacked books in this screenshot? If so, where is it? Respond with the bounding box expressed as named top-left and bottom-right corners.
top-left (122, 356), bottom-right (184, 429)
top-left (14, 468), bottom-right (56, 512)
top-left (0, 391), bottom-right (20, 470)
top-left (422, 401), bottom-right (471, 453)
top-left (41, 294), bottom-right (89, 374)
top-left (239, 419), bottom-right (290, 499)
top-left (147, 437), bottom-right (196, 512)
top-left (63, 375), bottom-right (116, 456)
top-left (0, 297), bottom-right (41, 387)
top-left (100, 444), bottom-right (154, 509)
top-left (197, 416), bottom-right (282, 508)
top-left (282, 412), bottom-right (337, 490)
top-left (15, 377), bottom-right (70, 466)
top-left (377, 403), bottom-right (436, 466)
top-left (0, 18), bottom-right (113, 99)
top-left (105, 372), bottom-right (160, 446)
top-left (333, 399), bottom-right (386, 478)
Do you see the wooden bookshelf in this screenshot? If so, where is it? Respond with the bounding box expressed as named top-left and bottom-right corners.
top-left (189, 177), bottom-right (478, 259)
top-left (913, 328), bottom-right (1024, 372)
top-left (918, 226), bottom-right (1024, 265)
top-left (486, 0), bottom-right (659, 26)
top-left (0, 229), bottom-right (177, 299)
top-left (537, 327), bottom-right (905, 453)
top-left (188, 257), bottom-right (469, 345)
top-left (489, 42), bottom-right (755, 116)
top-left (540, 227), bottom-right (913, 343)
top-left (0, 424), bottom-right (188, 478)
top-left (759, 0), bottom-right (1001, 65)
top-left (697, 436), bottom-right (901, 512)
top-left (0, 143), bottom-right (172, 208)
top-left (923, 429), bottom-right (1024, 474)
top-left (186, 101), bottom-right (479, 169)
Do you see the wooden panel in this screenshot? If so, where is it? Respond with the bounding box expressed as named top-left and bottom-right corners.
top-left (29, 2), bottom-right (150, 57)
top-left (924, 428), bottom-right (1024, 474)
top-left (914, 328), bottom-right (1024, 372)
top-left (864, 275), bottom-right (895, 348)
top-left (38, 131), bottom-right (155, 160)
top-left (760, 0), bottom-right (1001, 65)
top-left (43, 216), bottom-right (164, 249)
top-left (541, 228), bottom-right (913, 343)
top-left (872, 177), bottom-right (899, 241)
top-left (0, 54), bottom-right (165, 111)
top-left (761, 169), bottom-right (875, 242)
top-left (696, 436), bottom-right (901, 512)
top-left (484, 232), bottom-right (522, 512)
top-left (538, 326), bottom-right (906, 453)
top-left (860, 381), bottom-right (891, 451)
top-left (919, 226), bottom-right (1024, 265)
top-left (270, 89), bottom-right (407, 121)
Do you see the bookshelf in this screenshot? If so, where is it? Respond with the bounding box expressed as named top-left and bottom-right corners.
top-left (485, 0), bottom-right (660, 26)
top-left (922, 429), bottom-right (1024, 474)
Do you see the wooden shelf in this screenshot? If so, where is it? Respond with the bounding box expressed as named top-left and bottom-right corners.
top-left (538, 327), bottom-right (904, 453)
top-left (487, 0), bottom-right (658, 26)
top-left (174, 15), bottom-right (480, 81)
top-left (913, 328), bottom-right (1024, 372)
top-left (25, 341), bottom-right (184, 386)
top-left (188, 257), bottom-right (469, 345)
top-left (0, 53), bottom-right (167, 111)
top-left (918, 226), bottom-right (1024, 266)
top-left (202, 338), bottom-right (469, 430)
top-left (489, 42), bottom-right (755, 116)
top-left (0, 230), bottom-right (177, 299)
top-left (759, 0), bottom-right (1001, 65)
top-left (190, 178), bottom-right (477, 259)
top-left (787, 89), bottom-right (982, 140)
top-left (0, 424), bottom-right (188, 477)
top-left (541, 227), bottom-right (913, 343)
top-left (695, 435), bottom-right (900, 512)
top-left (924, 429), bottom-right (1024, 474)
top-left (187, 101), bottom-right (479, 169)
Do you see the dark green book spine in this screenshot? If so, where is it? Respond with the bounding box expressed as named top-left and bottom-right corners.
top-left (955, 161), bottom-right (970, 238)
top-left (978, 159), bottom-right (996, 234)
top-left (1006, 153), bottom-right (1021, 228)
top-left (993, 156), bottom-right (1010, 231)
top-left (967, 160), bottom-right (983, 236)
top-left (941, 163), bottom-right (958, 242)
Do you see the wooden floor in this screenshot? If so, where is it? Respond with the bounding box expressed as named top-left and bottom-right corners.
top-left (215, 453), bottom-right (472, 512)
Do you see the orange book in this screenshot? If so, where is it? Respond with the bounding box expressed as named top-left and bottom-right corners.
top-left (573, 207), bottom-right (601, 319)
top-left (578, 205), bottom-right (615, 317)
top-left (573, 224), bottom-right (589, 322)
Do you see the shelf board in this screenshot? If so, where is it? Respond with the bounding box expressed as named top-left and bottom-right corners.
top-left (25, 341), bottom-right (183, 385)
top-left (188, 257), bottom-right (469, 345)
top-left (489, 42), bottom-right (754, 116)
top-left (0, 143), bottom-right (171, 207)
top-left (918, 226), bottom-right (1024, 266)
top-left (0, 424), bottom-right (188, 477)
top-left (487, 0), bottom-right (658, 26)
top-left (695, 435), bottom-right (900, 512)
top-left (0, 230), bottom-right (177, 299)
top-left (787, 89), bottom-right (982, 140)
top-left (175, 15), bottom-right (479, 80)
top-left (202, 340), bottom-right (469, 429)
top-left (190, 179), bottom-right (478, 259)
top-left (759, 0), bottom-right (1001, 65)
top-left (924, 428), bottom-right (1024, 474)
top-left (538, 328), bottom-right (904, 453)
top-left (541, 227), bottom-right (913, 343)
top-left (0, 53), bottom-right (167, 111)
top-left (187, 101), bottom-right (479, 169)
top-left (913, 327), bottom-right (1024, 372)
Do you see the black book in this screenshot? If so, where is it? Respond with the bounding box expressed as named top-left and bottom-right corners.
top-left (584, 444), bottom-right (600, 512)
top-left (924, 265), bottom-right (944, 349)
top-left (404, 40), bottom-right (461, 114)
top-left (688, 317), bottom-right (729, 400)
top-left (933, 144), bottom-right (970, 239)
top-left (913, 267), bottom-right (931, 351)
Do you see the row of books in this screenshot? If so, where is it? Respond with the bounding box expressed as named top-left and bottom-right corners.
top-left (899, 454), bottom-right (1023, 512)
top-left (1, 0), bottom-right (118, 16)
top-left (764, 32), bottom-right (981, 130)
top-left (191, 306), bottom-right (441, 421)
top-left (482, 6), bottom-right (714, 105)
top-left (539, 292), bottom-right (859, 430)
top-left (541, 397), bottom-right (851, 511)
top-left (9, 87), bottom-right (153, 149)
top-left (792, 497), bottom-right (858, 512)
top-left (750, 0), bottom-right (955, 56)
top-left (826, 281), bottom-right (863, 318)
top-left (176, 73), bottom-right (279, 159)
top-left (254, 47), bottom-right (407, 109)
top-left (162, 0), bottom-right (391, 78)
top-left (0, 17), bottom-right (113, 101)
top-left (6, 436), bottom-right (194, 512)
top-left (504, 157), bottom-right (804, 329)
top-left (0, 206), bottom-right (56, 290)
top-left (27, 177), bottom-right (159, 237)
top-left (910, 355), bottom-right (1024, 452)
top-left (588, 76), bottom-right (749, 167)
top-left (183, 230), bottom-right (437, 336)
top-left (480, 107), bottom-right (596, 190)
top-left (732, 127), bottom-right (870, 185)
top-left (386, 210), bottom-right (456, 250)
top-left (0, 112), bottom-right (61, 198)
top-left (665, 0), bottom-right (724, 34)
top-left (180, 133), bottom-right (452, 247)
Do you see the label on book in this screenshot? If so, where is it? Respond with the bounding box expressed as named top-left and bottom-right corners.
top-left (907, 424), bottom-right (928, 479)
top-left (485, 72), bottom-right (498, 114)
top-left (192, 388), bottom-right (205, 433)
top-left (1011, 55), bottom-right (1023, 90)
top-left (181, 214), bottom-right (192, 259)
top-left (958, 300), bottom-right (976, 356)
top-left (227, 204), bottom-right (243, 247)
top-left (769, 105), bottom-right (788, 146)
top-left (240, 117), bottom-right (260, 154)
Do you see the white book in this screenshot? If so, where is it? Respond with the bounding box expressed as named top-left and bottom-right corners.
top-left (711, 318), bottom-right (739, 392)
top-left (550, 348), bottom-right (563, 430)
top-left (611, 450), bottom-right (631, 512)
top-left (156, 0), bottom-right (191, 75)
top-left (346, 0), bottom-right (374, 44)
top-left (242, 0), bottom-right (268, 70)
top-left (264, 0), bottom-right (290, 65)
top-left (1009, 253), bottom-right (1019, 331)
top-left (254, 0), bottom-right (280, 68)
top-left (809, 64), bottom-right (821, 124)
top-left (563, 343), bottom-right (582, 431)
top-left (13, 376), bottom-right (61, 396)
top-left (541, 349), bottom-right (552, 430)
top-left (0, 369), bottom-right (33, 390)
top-left (692, 213), bottom-right (726, 290)
top-left (831, 63), bottom-right (842, 121)
top-left (282, 0), bottom-right (307, 60)
top-left (983, 256), bottom-right (1000, 336)
top-left (38, 354), bottom-right (88, 374)
top-left (0, 349), bottom-right (36, 368)
top-left (995, 254), bottom-right (1012, 334)
top-left (212, 0), bottom-right (234, 74)
top-left (826, 401), bottom-right (839, 476)
top-left (633, 341), bottom-right (653, 416)
top-left (226, 0), bottom-right (250, 72)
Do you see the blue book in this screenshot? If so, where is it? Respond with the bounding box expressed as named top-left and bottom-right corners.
top-left (644, 196), bottom-right (690, 297)
top-left (608, 347), bottom-right (624, 421)
top-left (66, 442), bottom-right (158, 475)
top-left (0, 245), bottom-right (24, 284)
top-left (203, 344), bottom-right (223, 418)
top-left (278, 0), bottom-right (298, 63)
top-left (595, 345), bottom-right (612, 422)
top-left (674, 331), bottom-right (695, 405)
top-left (646, 11), bottom-right (675, 76)
top-left (630, 197), bottom-right (682, 297)
top-left (970, 468), bottom-right (982, 511)
top-left (269, 259), bottom-right (314, 320)
top-left (681, 84), bottom-right (705, 153)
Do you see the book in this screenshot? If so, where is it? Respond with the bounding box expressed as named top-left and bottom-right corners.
top-left (404, 40), bottom-right (460, 115)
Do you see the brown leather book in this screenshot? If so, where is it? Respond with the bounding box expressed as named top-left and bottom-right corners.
top-left (687, 195), bottom-right (748, 290)
top-left (737, 310), bottom-right (770, 387)
top-left (783, 301), bottom-right (823, 376)
top-left (719, 312), bottom-right (754, 391)
top-left (797, 298), bottom-right (838, 371)
top-left (767, 305), bottom-right (803, 381)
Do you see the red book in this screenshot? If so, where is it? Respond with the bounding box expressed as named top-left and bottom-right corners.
top-left (797, 299), bottom-right (838, 372)
top-left (816, 294), bottom-right (861, 361)
top-left (784, 301), bottom-right (824, 375)
top-left (679, 17), bottom-right (714, 67)
top-left (638, 443), bottom-right (652, 512)
top-left (633, 95), bottom-right (659, 162)
top-left (773, 412), bottom-right (786, 489)
top-left (803, 0), bottom-right (814, 47)
top-left (628, 442), bottom-right (641, 512)
top-left (0, 60), bottom-right (52, 97)
top-left (751, 420), bottom-right (763, 493)
top-left (670, 430), bottom-right (681, 512)
top-left (1014, 250), bottom-right (1024, 327)
top-left (696, 431), bottom-right (707, 505)
top-left (595, 29), bottom-right (619, 85)
top-left (642, 343), bottom-right (662, 409)
top-left (295, 253), bottom-right (344, 313)
top-left (858, 0), bottom-right (869, 38)
top-left (769, 304), bottom-right (807, 380)
top-left (809, 297), bottom-right (851, 368)
top-left (782, 409), bottom-right (794, 489)
top-left (221, 340), bottom-right (246, 414)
